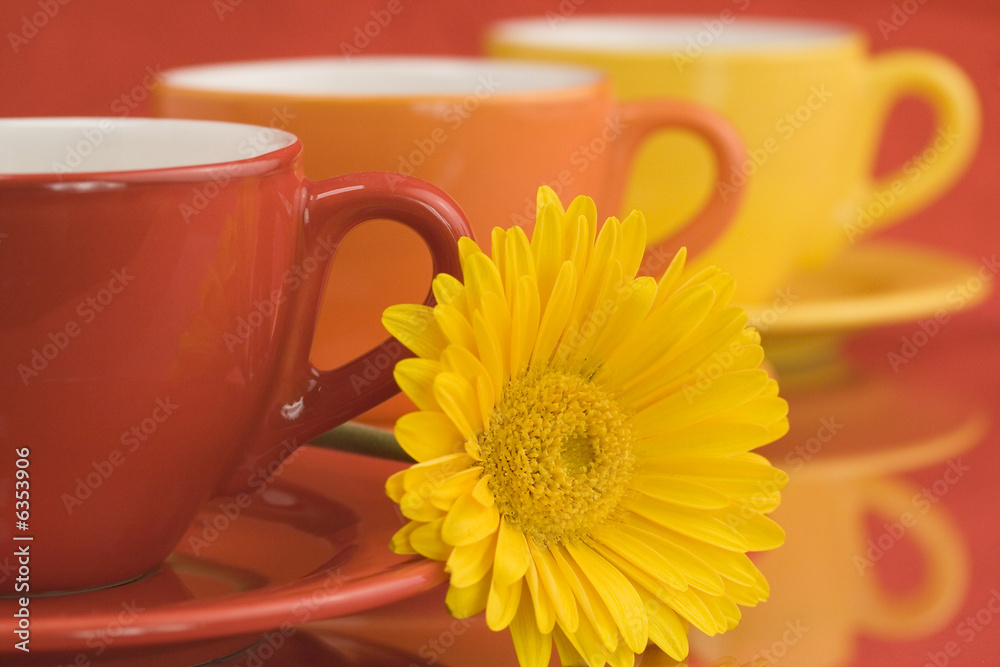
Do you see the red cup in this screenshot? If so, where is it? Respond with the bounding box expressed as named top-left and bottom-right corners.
top-left (0, 117), bottom-right (471, 594)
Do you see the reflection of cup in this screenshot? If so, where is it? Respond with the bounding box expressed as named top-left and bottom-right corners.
top-left (0, 118), bottom-right (469, 594)
top-left (487, 17), bottom-right (981, 303)
top-left (695, 476), bottom-right (968, 667)
top-left (155, 56), bottom-right (746, 422)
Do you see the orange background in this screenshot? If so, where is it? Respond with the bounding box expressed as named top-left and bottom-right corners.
top-left (1, 1), bottom-right (997, 665)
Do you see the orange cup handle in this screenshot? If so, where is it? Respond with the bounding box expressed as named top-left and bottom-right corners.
top-left (856, 477), bottom-right (969, 639)
top-left (603, 100), bottom-right (746, 266)
top-left (217, 173), bottom-right (470, 493)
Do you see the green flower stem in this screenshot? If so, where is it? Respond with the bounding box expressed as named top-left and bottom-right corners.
top-left (311, 422), bottom-right (415, 463)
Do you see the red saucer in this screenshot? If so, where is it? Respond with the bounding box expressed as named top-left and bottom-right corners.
top-left (0, 447), bottom-right (446, 665)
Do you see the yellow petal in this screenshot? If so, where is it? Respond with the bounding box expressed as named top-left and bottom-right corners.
top-left (393, 358), bottom-right (442, 412)
top-left (494, 516), bottom-right (531, 586)
top-left (389, 521), bottom-right (419, 554)
top-left (475, 376), bottom-right (495, 436)
top-left (624, 308), bottom-right (749, 407)
top-left (558, 259), bottom-right (621, 365)
top-left (702, 591), bottom-right (742, 631)
top-left (385, 468), bottom-right (407, 503)
top-left (588, 536), bottom-right (717, 634)
top-left (715, 391), bottom-right (789, 434)
top-left (564, 195), bottom-right (597, 273)
top-left (551, 545), bottom-right (618, 652)
top-left (510, 275), bottom-right (541, 378)
top-left (433, 372), bottom-right (482, 441)
top-left (402, 452), bottom-right (472, 495)
top-left (654, 529), bottom-right (760, 587)
top-left (446, 572), bottom-right (491, 618)
top-left (472, 311), bottom-right (505, 400)
top-left (440, 345), bottom-right (491, 386)
top-left (644, 454), bottom-right (788, 495)
top-left (487, 574), bottom-right (523, 631)
top-left (730, 510), bottom-right (785, 551)
top-left (618, 210), bottom-right (647, 282)
top-left (621, 495), bottom-right (749, 552)
top-left (637, 423), bottom-right (771, 459)
top-left (636, 586), bottom-right (689, 661)
top-left (457, 236), bottom-right (481, 270)
top-left (597, 545), bottom-right (719, 636)
top-left (660, 586), bottom-right (722, 636)
top-left (604, 284), bottom-right (715, 385)
top-left (441, 489), bottom-right (500, 546)
top-left (607, 641), bottom-right (636, 667)
top-left (510, 594), bottom-right (553, 667)
top-left (537, 184), bottom-right (566, 216)
top-left (400, 488), bottom-right (446, 522)
top-left (569, 218), bottom-right (619, 333)
top-left (532, 193), bottom-right (564, 309)
top-left (590, 523), bottom-right (687, 591)
top-left (430, 466), bottom-right (481, 504)
top-left (530, 260), bottom-right (577, 367)
top-left (472, 469), bottom-right (494, 506)
top-left (618, 518), bottom-right (725, 595)
top-left (651, 247), bottom-right (688, 308)
top-left (491, 226), bottom-right (508, 281)
top-left (479, 292), bottom-right (512, 381)
top-left (434, 303), bottom-right (477, 351)
top-left (394, 411), bottom-right (463, 462)
top-left (528, 539), bottom-right (579, 634)
top-left (722, 566), bottom-right (770, 606)
top-left (505, 225), bottom-right (537, 301)
top-left (561, 613), bottom-right (612, 667)
top-left (631, 370), bottom-right (771, 437)
top-left (702, 271), bottom-right (736, 310)
top-left (524, 554), bottom-right (556, 634)
top-left (553, 626), bottom-right (587, 667)
top-left (409, 518), bottom-right (451, 561)
top-left (382, 304), bottom-right (447, 359)
top-left (630, 475), bottom-right (732, 509)
top-left (465, 251), bottom-right (506, 314)
top-left (432, 272), bottom-right (467, 314)
top-left (586, 276), bottom-right (657, 370)
top-left (565, 542), bottom-right (648, 654)
top-left (447, 531), bottom-right (497, 588)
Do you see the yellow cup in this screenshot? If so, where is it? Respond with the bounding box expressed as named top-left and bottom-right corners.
top-left (487, 16), bottom-right (981, 303)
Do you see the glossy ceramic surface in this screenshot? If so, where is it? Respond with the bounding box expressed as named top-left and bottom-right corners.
top-left (741, 241), bottom-right (992, 385)
top-left (0, 117), bottom-right (469, 593)
top-left (154, 56), bottom-right (746, 423)
top-left (0, 447), bottom-right (446, 666)
top-left (487, 17), bottom-right (981, 303)
top-left (695, 373), bottom-right (985, 666)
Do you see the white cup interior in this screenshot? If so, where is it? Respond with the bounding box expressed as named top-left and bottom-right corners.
top-left (0, 118), bottom-right (297, 175)
top-left (161, 56), bottom-right (602, 96)
top-left (490, 16), bottom-right (852, 52)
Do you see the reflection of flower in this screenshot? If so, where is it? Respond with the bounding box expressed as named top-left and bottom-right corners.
top-left (383, 187), bottom-right (789, 667)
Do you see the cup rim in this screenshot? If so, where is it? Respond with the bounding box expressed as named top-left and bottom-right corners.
top-left (0, 117), bottom-right (301, 182)
top-left (158, 55), bottom-right (606, 100)
top-left (488, 15), bottom-right (860, 54)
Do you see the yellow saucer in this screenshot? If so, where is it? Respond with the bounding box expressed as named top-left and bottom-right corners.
top-left (744, 241), bottom-right (992, 335)
top-left (741, 242), bottom-right (992, 385)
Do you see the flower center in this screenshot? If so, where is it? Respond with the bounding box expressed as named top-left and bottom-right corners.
top-left (477, 367), bottom-right (636, 547)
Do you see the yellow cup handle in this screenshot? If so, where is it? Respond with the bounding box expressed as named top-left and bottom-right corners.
top-left (856, 477), bottom-right (969, 639)
top-left (852, 50), bottom-right (981, 233)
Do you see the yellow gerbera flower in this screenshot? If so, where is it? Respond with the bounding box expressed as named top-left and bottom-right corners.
top-left (382, 186), bottom-right (789, 667)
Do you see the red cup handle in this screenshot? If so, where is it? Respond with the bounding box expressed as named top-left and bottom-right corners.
top-left (604, 100), bottom-right (746, 268)
top-left (218, 172), bottom-right (470, 493)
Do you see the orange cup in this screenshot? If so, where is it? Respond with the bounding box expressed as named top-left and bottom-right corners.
top-left (157, 57), bottom-right (746, 423)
